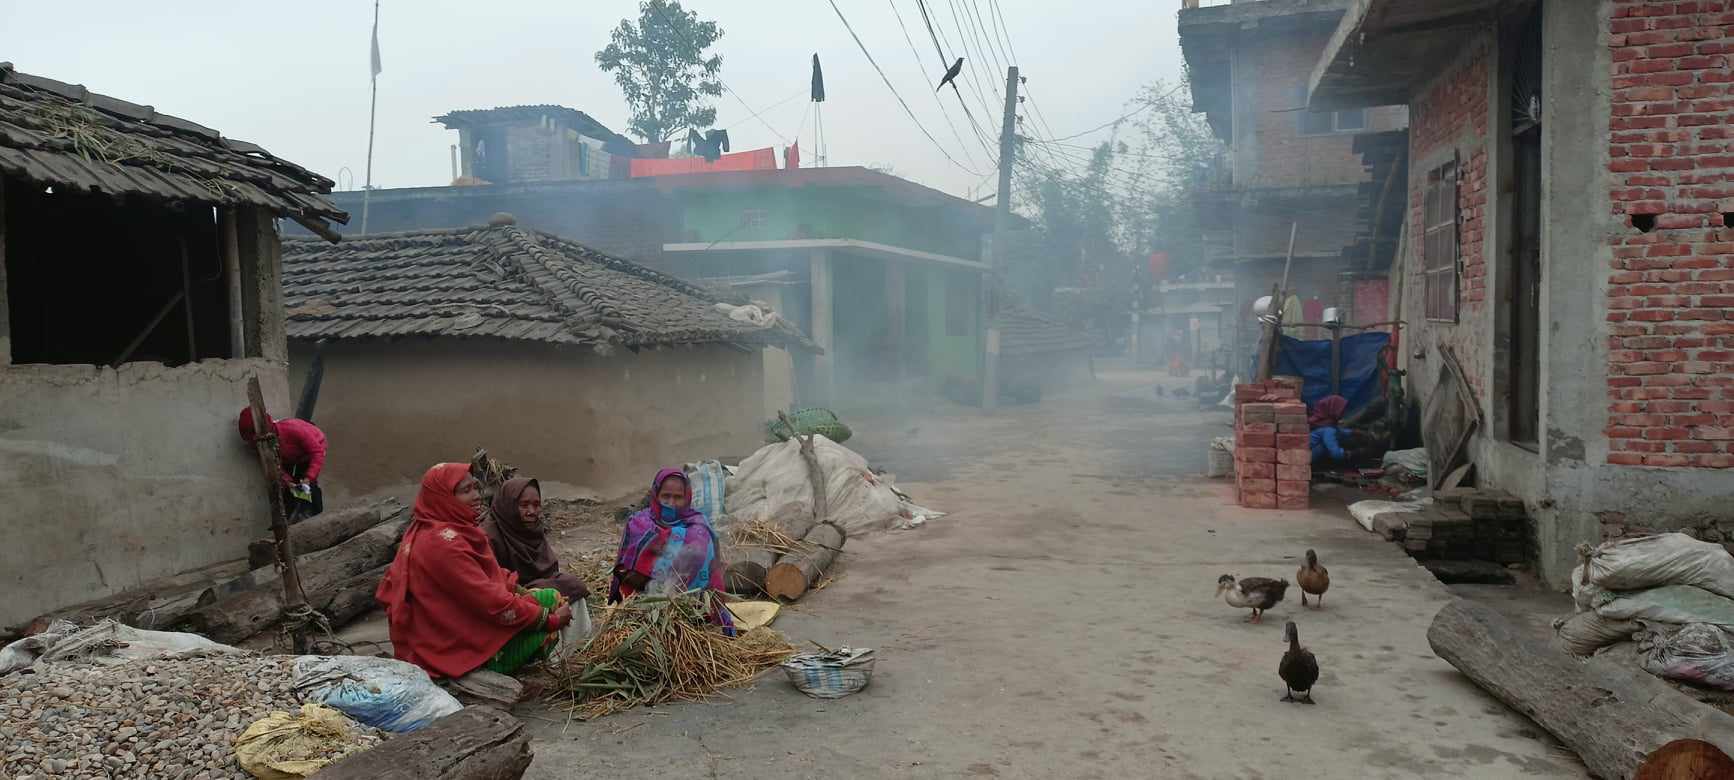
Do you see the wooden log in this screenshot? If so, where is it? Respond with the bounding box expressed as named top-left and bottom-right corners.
top-left (764, 522), bottom-right (845, 602)
top-left (725, 547), bottom-right (777, 595)
top-left (315, 706), bottom-right (533, 780)
top-left (246, 376), bottom-right (311, 653)
top-left (1636, 739), bottom-right (1734, 780)
top-left (1428, 599), bottom-right (1734, 780)
top-left (175, 517), bottom-right (407, 643)
top-left (246, 501), bottom-right (395, 569)
top-left (321, 564), bottom-right (388, 627)
top-left (8, 558), bottom-right (252, 638)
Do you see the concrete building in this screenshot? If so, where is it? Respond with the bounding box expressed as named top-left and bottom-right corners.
top-left (1177, 0), bottom-right (1411, 366)
top-left (437, 105), bottom-right (639, 184)
top-left (0, 64), bottom-right (344, 628)
top-left (1309, 0), bottom-right (1734, 586)
top-left (281, 220), bottom-right (812, 498)
top-left (298, 167), bottom-right (1012, 408)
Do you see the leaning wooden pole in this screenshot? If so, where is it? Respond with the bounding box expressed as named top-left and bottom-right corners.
top-left (246, 376), bottom-right (311, 653)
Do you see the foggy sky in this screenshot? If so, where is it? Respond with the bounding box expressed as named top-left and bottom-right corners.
top-left (0, 1), bottom-right (1183, 200)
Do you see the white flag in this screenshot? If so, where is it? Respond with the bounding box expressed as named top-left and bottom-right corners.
top-left (369, 3), bottom-right (382, 77)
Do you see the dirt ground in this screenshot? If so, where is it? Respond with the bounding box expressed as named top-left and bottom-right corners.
top-left (516, 365), bottom-right (1589, 779)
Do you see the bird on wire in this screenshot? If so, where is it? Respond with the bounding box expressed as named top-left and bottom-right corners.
top-left (935, 57), bottom-right (964, 92)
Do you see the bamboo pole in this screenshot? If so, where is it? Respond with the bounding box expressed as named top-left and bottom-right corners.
top-left (245, 376), bottom-right (311, 653)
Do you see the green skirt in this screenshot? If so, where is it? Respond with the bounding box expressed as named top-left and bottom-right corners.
top-left (484, 588), bottom-right (561, 675)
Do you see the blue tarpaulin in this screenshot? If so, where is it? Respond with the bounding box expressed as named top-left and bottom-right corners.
top-left (1269, 331), bottom-right (1391, 417)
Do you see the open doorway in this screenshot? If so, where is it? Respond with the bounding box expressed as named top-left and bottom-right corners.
top-left (1506, 4), bottom-right (1543, 446)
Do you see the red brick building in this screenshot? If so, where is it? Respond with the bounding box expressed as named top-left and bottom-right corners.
top-left (1311, 0), bottom-right (1734, 586)
top-left (1178, 0), bottom-right (1409, 364)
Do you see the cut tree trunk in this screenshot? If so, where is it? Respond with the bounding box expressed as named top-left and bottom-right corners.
top-left (1636, 739), bottom-right (1734, 780)
top-left (175, 517), bottom-right (407, 643)
top-left (321, 564), bottom-right (389, 627)
top-left (315, 706), bottom-right (533, 780)
top-left (9, 558), bottom-right (252, 639)
top-left (1428, 599), bottom-right (1734, 779)
top-left (764, 522), bottom-right (845, 601)
top-left (247, 501), bottom-right (398, 569)
top-left (724, 547), bottom-right (778, 595)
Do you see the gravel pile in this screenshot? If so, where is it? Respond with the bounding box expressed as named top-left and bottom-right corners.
top-left (1, 653), bottom-right (301, 780)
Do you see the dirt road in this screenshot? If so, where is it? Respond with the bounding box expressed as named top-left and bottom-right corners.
top-left (521, 368), bottom-right (1584, 779)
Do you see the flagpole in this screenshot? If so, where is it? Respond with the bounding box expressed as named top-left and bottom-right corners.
top-left (360, 0), bottom-right (380, 235)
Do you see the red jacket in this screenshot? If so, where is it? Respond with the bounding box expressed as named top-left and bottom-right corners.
top-left (275, 419), bottom-right (327, 482)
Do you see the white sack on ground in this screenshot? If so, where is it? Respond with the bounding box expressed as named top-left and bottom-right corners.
top-left (1554, 610), bottom-right (1642, 657)
top-left (724, 435), bottom-right (939, 535)
top-left (1637, 621), bottom-right (1734, 691)
top-left (36, 620), bottom-right (241, 666)
top-left (1575, 533), bottom-right (1734, 599)
top-left (1592, 584), bottom-right (1734, 627)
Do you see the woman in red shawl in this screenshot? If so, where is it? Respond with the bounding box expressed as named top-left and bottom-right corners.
top-left (376, 463), bottom-right (576, 678)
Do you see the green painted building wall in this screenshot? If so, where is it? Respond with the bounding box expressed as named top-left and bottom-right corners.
top-left (672, 187), bottom-right (980, 260)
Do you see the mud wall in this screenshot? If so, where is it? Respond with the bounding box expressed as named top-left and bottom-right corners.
top-left (290, 339), bottom-right (772, 499)
top-left (0, 360), bottom-right (291, 629)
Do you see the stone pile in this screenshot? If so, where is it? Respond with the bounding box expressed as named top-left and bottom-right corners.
top-left (1, 653), bottom-right (300, 780)
top-left (1232, 380), bottom-right (1311, 510)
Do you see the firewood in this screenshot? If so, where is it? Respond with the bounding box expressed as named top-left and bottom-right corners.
top-left (1428, 599), bottom-right (1734, 779)
top-left (315, 706), bottom-right (533, 780)
top-left (764, 522), bottom-right (845, 601)
top-left (246, 500), bottom-right (398, 569)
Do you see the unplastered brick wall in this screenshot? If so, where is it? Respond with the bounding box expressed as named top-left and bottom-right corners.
top-left (1407, 42), bottom-right (1492, 402)
top-left (1605, 1), bottom-right (1734, 469)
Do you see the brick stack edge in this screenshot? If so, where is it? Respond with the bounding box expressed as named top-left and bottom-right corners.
top-left (1232, 379), bottom-right (1311, 510)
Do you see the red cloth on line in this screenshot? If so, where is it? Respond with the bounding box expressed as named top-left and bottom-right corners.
top-left (376, 463), bottom-right (546, 679)
top-left (236, 408), bottom-right (327, 482)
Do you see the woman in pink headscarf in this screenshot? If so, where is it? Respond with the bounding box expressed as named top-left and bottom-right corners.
top-left (608, 468), bottom-right (734, 634)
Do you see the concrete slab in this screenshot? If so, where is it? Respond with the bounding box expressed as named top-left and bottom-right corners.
top-left (516, 369), bottom-right (1586, 778)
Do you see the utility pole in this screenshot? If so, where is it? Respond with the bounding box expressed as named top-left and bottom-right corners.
top-left (981, 65), bottom-right (1018, 410)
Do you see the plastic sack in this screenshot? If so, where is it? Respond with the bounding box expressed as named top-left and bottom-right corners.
top-left (0, 619), bottom-right (79, 675)
top-left (38, 620), bottom-right (240, 666)
top-left (1576, 533), bottom-right (1734, 599)
top-left (1638, 622), bottom-right (1734, 691)
top-left (1380, 448), bottom-right (1429, 479)
top-left (685, 460), bottom-right (728, 526)
top-left (1347, 498), bottom-right (1430, 534)
top-left (1595, 585), bottom-right (1734, 627)
top-left (726, 436), bottom-right (937, 535)
top-left (292, 655), bottom-right (462, 733)
top-left (235, 703), bottom-right (381, 779)
top-left (1554, 610), bottom-right (1641, 657)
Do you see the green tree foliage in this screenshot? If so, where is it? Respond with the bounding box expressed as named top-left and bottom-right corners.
top-left (595, 0), bottom-right (725, 143)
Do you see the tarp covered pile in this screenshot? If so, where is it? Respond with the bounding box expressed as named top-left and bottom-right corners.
top-left (1555, 533), bottom-right (1734, 691)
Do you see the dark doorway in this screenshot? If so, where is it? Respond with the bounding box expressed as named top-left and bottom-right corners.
top-left (1507, 5), bottom-right (1543, 446)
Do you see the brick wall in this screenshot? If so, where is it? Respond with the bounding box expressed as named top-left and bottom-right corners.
top-left (1406, 43), bottom-right (1493, 402)
top-left (1241, 28), bottom-right (1407, 189)
top-left (1605, 0), bottom-right (1734, 469)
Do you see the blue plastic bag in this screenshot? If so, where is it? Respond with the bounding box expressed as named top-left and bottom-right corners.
top-left (292, 655), bottom-right (462, 733)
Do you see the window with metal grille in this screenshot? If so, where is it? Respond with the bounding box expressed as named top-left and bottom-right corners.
top-left (1423, 160), bottom-right (1460, 322)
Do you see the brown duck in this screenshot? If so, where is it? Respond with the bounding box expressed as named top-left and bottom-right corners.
top-left (1216, 574), bottom-right (1288, 623)
top-left (1279, 621), bottom-right (1319, 704)
top-left (1297, 549), bottom-right (1330, 608)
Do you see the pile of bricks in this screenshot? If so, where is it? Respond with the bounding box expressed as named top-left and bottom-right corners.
top-left (1232, 380), bottom-right (1311, 510)
top-left (1382, 488), bottom-right (1532, 563)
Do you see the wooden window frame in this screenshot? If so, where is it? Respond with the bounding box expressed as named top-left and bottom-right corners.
top-left (1423, 159), bottom-right (1461, 322)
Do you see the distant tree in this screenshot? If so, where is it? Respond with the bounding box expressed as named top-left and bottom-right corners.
top-left (1121, 75), bottom-right (1224, 281)
top-left (595, 0), bottom-right (724, 144)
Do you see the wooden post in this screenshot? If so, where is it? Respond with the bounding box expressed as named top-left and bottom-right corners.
top-left (220, 208), bottom-right (245, 358)
top-left (1329, 324), bottom-right (1343, 394)
top-left (178, 237), bottom-right (196, 361)
top-left (246, 375), bottom-right (311, 653)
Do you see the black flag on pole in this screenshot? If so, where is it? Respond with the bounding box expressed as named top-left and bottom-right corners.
top-left (811, 53), bottom-right (826, 103)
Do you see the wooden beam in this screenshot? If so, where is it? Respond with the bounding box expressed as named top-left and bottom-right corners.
top-left (0, 174), bottom-right (9, 366)
top-left (246, 375), bottom-right (310, 653)
top-left (221, 208), bottom-right (245, 358)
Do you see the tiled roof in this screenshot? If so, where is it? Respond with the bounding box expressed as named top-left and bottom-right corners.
top-left (0, 63), bottom-right (345, 238)
top-left (995, 308), bottom-right (1097, 357)
top-left (282, 223), bottom-right (813, 351)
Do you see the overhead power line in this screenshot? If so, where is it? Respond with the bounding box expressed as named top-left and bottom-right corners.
top-left (887, 0), bottom-right (987, 168)
top-left (826, 0), bottom-right (984, 176)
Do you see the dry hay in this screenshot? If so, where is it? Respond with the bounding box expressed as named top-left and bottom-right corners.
top-left (728, 516), bottom-right (809, 556)
top-left (551, 589), bottom-right (794, 720)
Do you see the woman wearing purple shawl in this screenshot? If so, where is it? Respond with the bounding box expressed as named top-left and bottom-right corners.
top-left (609, 468), bottom-right (734, 634)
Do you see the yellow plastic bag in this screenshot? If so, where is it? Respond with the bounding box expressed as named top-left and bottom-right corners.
top-left (234, 703), bottom-right (381, 779)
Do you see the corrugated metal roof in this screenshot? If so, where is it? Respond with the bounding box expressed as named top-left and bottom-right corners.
top-left (995, 308), bottom-right (1097, 357)
top-left (282, 223), bottom-right (814, 351)
top-left (0, 63), bottom-right (345, 237)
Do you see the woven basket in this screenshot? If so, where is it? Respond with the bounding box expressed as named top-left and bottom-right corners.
top-left (781, 648), bottom-right (876, 699)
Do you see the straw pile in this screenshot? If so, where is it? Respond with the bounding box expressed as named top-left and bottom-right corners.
top-left (728, 516), bottom-right (810, 556)
top-left (551, 589), bottom-right (795, 719)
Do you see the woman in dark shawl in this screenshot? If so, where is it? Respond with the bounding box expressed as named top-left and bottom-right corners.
top-left (482, 477), bottom-right (590, 602)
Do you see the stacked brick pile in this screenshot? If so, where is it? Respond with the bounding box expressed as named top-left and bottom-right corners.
top-left (1378, 488), bottom-right (1532, 564)
top-left (1232, 380), bottom-right (1312, 510)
